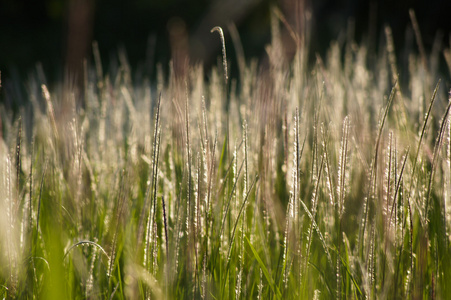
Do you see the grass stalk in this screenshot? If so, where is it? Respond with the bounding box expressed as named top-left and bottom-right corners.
top-left (360, 82), bottom-right (397, 257)
top-left (425, 97), bottom-right (451, 223)
top-left (408, 80), bottom-right (440, 223)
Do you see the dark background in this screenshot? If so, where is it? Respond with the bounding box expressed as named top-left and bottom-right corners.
top-left (1, 0), bottom-right (451, 83)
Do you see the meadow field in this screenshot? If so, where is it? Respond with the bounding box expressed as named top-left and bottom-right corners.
top-left (1, 10), bottom-right (451, 299)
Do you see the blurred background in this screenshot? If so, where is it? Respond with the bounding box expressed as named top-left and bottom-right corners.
top-left (1, 0), bottom-right (450, 84)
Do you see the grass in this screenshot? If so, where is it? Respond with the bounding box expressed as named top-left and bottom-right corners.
top-left (1, 9), bottom-right (451, 299)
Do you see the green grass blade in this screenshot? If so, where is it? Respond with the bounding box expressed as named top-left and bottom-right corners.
top-left (245, 236), bottom-right (282, 299)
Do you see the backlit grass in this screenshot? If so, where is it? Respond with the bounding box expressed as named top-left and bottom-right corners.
top-left (1, 10), bottom-right (451, 299)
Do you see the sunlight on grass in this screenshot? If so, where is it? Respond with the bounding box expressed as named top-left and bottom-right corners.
top-left (1, 9), bottom-right (451, 299)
